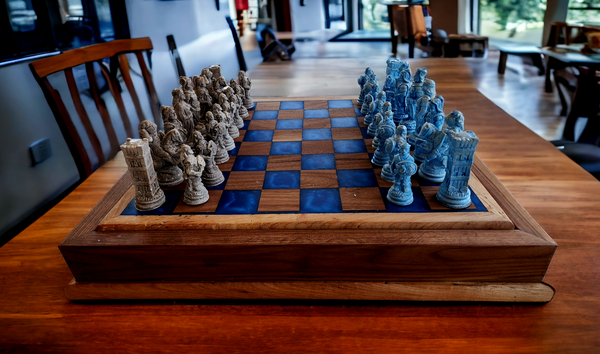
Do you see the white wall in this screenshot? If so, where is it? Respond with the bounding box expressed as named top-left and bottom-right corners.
top-left (289, 0), bottom-right (325, 33)
top-left (125, 0), bottom-right (241, 105)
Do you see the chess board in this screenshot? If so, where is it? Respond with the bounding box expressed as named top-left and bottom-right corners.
top-left (59, 98), bottom-right (557, 302)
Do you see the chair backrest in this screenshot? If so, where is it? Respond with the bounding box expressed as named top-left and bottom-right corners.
top-left (30, 38), bottom-right (161, 182)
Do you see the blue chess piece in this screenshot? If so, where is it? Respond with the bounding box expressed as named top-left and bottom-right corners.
top-left (358, 67), bottom-right (374, 105)
top-left (372, 119), bottom-right (396, 166)
top-left (443, 110), bottom-right (465, 135)
top-left (381, 125), bottom-right (407, 182)
top-left (360, 90), bottom-right (373, 116)
top-left (387, 143), bottom-right (418, 206)
top-left (372, 103), bottom-right (394, 149)
top-left (416, 123), bottom-right (448, 182)
top-left (407, 78), bottom-right (436, 146)
top-left (423, 95), bottom-right (445, 129)
top-left (436, 129), bottom-right (480, 209)
top-left (383, 75), bottom-right (395, 104)
top-left (368, 113), bottom-right (383, 141)
top-left (366, 91), bottom-right (386, 128)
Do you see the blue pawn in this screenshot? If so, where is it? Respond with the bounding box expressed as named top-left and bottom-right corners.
top-left (387, 143), bottom-right (418, 206)
top-left (372, 103), bottom-right (393, 149)
top-left (372, 124), bottom-right (395, 166)
top-left (358, 67), bottom-right (374, 105)
top-left (368, 113), bottom-right (383, 140)
top-left (360, 86), bottom-right (374, 115)
top-left (381, 125), bottom-right (407, 182)
top-left (366, 91), bottom-right (386, 128)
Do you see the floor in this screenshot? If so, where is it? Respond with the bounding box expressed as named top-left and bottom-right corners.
top-left (241, 34), bottom-right (566, 141)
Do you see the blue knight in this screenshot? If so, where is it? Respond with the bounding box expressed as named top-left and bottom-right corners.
top-left (436, 128), bottom-right (479, 209)
top-left (424, 95), bottom-right (445, 130)
top-left (372, 102), bottom-right (394, 149)
top-left (381, 125), bottom-right (408, 182)
top-left (366, 91), bottom-right (386, 128)
top-left (387, 143), bottom-right (418, 206)
top-left (358, 67), bottom-right (374, 105)
top-left (383, 75), bottom-right (396, 104)
top-left (407, 78), bottom-right (436, 146)
top-left (405, 67), bottom-right (428, 121)
top-left (415, 122), bottom-right (448, 182)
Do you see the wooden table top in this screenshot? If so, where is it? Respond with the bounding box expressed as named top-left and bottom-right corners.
top-left (2, 59), bottom-right (600, 352)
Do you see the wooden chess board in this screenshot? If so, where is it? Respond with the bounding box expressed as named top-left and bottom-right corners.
top-left (59, 98), bottom-right (557, 302)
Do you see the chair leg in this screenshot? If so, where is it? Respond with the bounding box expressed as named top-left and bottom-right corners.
top-left (553, 71), bottom-right (569, 116)
top-left (545, 57), bottom-right (554, 93)
top-left (531, 53), bottom-right (545, 75)
top-left (498, 51), bottom-right (508, 74)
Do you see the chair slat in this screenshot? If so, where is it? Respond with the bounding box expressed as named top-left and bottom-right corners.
top-left (85, 62), bottom-right (120, 158)
top-left (42, 76), bottom-right (94, 178)
top-left (118, 54), bottom-right (147, 124)
top-left (64, 68), bottom-right (106, 167)
top-left (99, 61), bottom-right (134, 138)
top-left (135, 51), bottom-right (161, 126)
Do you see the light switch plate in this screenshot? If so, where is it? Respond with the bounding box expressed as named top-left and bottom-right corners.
top-left (30, 138), bottom-right (52, 165)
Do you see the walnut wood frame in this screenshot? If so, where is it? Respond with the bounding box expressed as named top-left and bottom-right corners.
top-left (59, 154), bottom-right (557, 302)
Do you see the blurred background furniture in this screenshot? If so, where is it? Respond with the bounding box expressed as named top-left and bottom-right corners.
top-left (29, 38), bottom-right (160, 182)
top-left (496, 42), bottom-right (544, 75)
top-left (446, 34), bottom-right (488, 58)
top-left (381, 0), bottom-right (429, 57)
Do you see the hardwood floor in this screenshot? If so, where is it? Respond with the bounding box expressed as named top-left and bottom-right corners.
top-left (245, 40), bottom-right (566, 141)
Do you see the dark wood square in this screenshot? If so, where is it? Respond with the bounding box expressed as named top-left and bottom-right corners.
top-left (334, 153), bottom-right (373, 169)
top-left (329, 108), bottom-right (357, 118)
top-left (302, 141), bottom-right (334, 155)
top-left (258, 189), bottom-right (300, 212)
top-left (225, 171), bottom-right (265, 190)
top-left (219, 156), bottom-right (236, 172)
top-left (248, 120), bottom-right (277, 130)
top-left (357, 117), bottom-right (367, 128)
top-left (332, 128), bottom-right (364, 140)
top-left (420, 186), bottom-right (477, 210)
top-left (301, 170), bottom-right (338, 189)
top-left (244, 111), bottom-right (254, 120)
top-left (364, 139), bottom-right (376, 153)
top-left (273, 129), bottom-right (303, 142)
top-left (304, 100), bottom-right (328, 110)
top-left (267, 155), bottom-right (302, 171)
top-left (234, 130), bottom-right (246, 142)
top-left (237, 142), bottom-right (272, 155)
top-left (339, 187), bottom-right (386, 211)
top-left (373, 168), bottom-right (394, 188)
top-left (303, 118), bottom-right (331, 129)
top-left (255, 102), bottom-right (280, 111)
top-left (173, 190), bottom-right (223, 213)
top-left (278, 110), bottom-right (304, 119)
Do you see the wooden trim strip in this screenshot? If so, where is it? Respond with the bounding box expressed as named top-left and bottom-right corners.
top-left (30, 38), bottom-right (153, 78)
top-left (64, 279), bottom-right (555, 302)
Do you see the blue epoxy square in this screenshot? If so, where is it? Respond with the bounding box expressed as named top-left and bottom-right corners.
top-left (300, 188), bottom-right (343, 213)
top-left (270, 141), bottom-right (302, 155)
top-left (301, 154), bottom-right (336, 170)
top-left (231, 155), bottom-right (269, 171)
top-left (122, 190), bottom-right (181, 215)
top-left (302, 128), bottom-right (332, 141)
top-left (280, 101), bottom-right (304, 110)
top-left (360, 127), bottom-right (370, 139)
top-left (243, 130), bottom-right (274, 142)
top-left (228, 142), bottom-right (242, 156)
top-left (242, 120), bottom-right (251, 130)
top-left (328, 99), bottom-right (354, 109)
top-left (333, 139), bottom-right (367, 153)
top-left (304, 109), bottom-right (330, 119)
top-left (355, 108), bottom-right (364, 117)
top-left (380, 187), bottom-right (430, 212)
top-left (253, 110), bottom-right (279, 120)
top-left (215, 190), bottom-right (261, 214)
top-left (249, 102), bottom-right (257, 111)
top-left (337, 169), bottom-right (378, 188)
top-left (207, 171), bottom-right (229, 190)
top-left (276, 119), bottom-right (303, 130)
top-left (331, 117), bottom-right (360, 128)
top-left (263, 170), bottom-right (301, 189)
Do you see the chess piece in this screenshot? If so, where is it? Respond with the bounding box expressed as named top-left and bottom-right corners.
top-left (212, 123), bottom-right (231, 164)
top-left (386, 58), bottom-right (401, 79)
top-left (161, 105), bottom-right (186, 138)
top-left (177, 144), bottom-right (209, 206)
top-left (436, 130), bottom-right (480, 209)
top-left (225, 87), bottom-right (245, 129)
top-left (191, 130), bottom-right (208, 156)
top-left (202, 140), bottom-right (225, 187)
top-left (219, 93), bottom-right (239, 139)
top-left (204, 111), bottom-right (218, 140)
top-left (367, 92), bottom-right (386, 136)
top-left (358, 67), bottom-right (373, 105)
top-left (193, 75), bottom-right (213, 118)
top-left (444, 110), bottom-right (465, 135)
top-left (213, 76), bottom-right (229, 100)
top-left (383, 75), bottom-right (395, 104)
top-left (423, 95), bottom-right (445, 130)
top-left (372, 102), bottom-right (393, 148)
top-left (408, 78), bottom-right (436, 146)
top-left (371, 123), bottom-right (395, 166)
top-left (369, 78), bottom-right (380, 101)
top-left (231, 79), bottom-right (250, 118)
top-left (208, 64), bottom-right (223, 82)
top-left (368, 113), bottom-right (383, 144)
top-left (120, 138), bottom-right (166, 211)
top-left (415, 122), bottom-right (447, 182)
top-left (212, 104), bottom-right (235, 151)
top-left (173, 88), bottom-right (195, 143)
top-left (139, 120), bottom-right (184, 188)
top-left (381, 125), bottom-right (408, 182)
top-left (394, 68), bottom-right (412, 124)
top-left (360, 88), bottom-right (374, 116)
top-left (238, 70), bottom-right (254, 109)
top-left (387, 143), bottom-right (418, 206)
top-left (406, 67), bottom-right (428, 120)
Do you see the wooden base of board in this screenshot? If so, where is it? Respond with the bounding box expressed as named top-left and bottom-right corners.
top-left (65, 279), bottom-right (555, 302)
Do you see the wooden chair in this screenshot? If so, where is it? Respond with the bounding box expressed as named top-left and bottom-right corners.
top-left (30, 38), bottom-right (161, 182)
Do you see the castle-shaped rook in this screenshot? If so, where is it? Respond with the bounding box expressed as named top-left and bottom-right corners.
top-left (120, 138), bottom-right (166, 211)
top-left (436, 130), bottom-right (479, 209)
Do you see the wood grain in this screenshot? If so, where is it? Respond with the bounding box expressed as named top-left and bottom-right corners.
top-left (3, 59), bottom-right (600, 352)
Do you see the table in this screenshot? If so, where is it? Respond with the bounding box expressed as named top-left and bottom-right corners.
top-left (542, 46), bottom-right (600, 141)
top-left (2, 59), bottom-right (600, 352)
